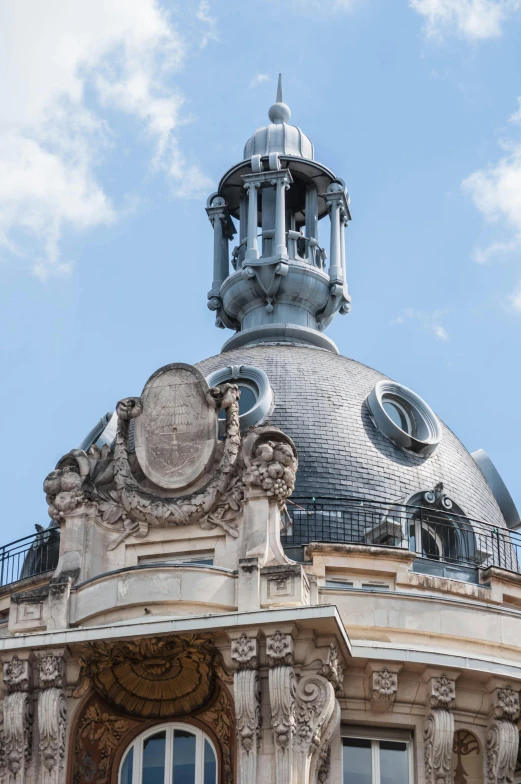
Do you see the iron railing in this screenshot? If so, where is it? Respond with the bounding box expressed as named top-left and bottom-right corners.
top-left (0, 526), bottom-right (60, 588)
top-left (281, 497), bottom-right (521, 574)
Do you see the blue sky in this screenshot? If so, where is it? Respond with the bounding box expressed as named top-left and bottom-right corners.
top-left (1, 0), bottom-right (521, 542)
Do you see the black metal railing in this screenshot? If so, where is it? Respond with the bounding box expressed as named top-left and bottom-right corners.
top-left (0, 526), bottom-right (60, 588)
top-left (281, 497), bottom-right (521, 574)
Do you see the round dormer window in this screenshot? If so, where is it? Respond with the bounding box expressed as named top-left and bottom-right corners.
top-left (205, 365), bottom-right (273, 430)
top-left (366, 380), bottom-right (441, 456)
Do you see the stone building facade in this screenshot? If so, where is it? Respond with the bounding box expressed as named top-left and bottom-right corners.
top-left (0, 77), bottom-right (520, 784)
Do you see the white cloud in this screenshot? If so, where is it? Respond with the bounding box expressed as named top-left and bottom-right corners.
top-left (409, 0), bottom-right (521, 41)
top-left (392, 308), bottom-right (450, 340)
top-left (196, 1), bottom-right (219, 49)
top-left (0, 0), bottom-right (213, 279)
top-left (250, 74), bottom-right (270, 89)
top-left (510, 282), bottom-right (521, 311)
top-left (462, 136), bottom-right (521, 263)
top-left (292, 0), bottom-right (358, 11)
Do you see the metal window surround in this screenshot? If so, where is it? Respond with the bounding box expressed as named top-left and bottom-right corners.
top-left (366, 380), bottom-right (442, 457)
top-left (205, 364), bottom-right (273, 430)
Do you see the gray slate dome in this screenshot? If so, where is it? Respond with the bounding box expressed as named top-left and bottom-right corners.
top-left (197, 343), bottom-right (505, 527)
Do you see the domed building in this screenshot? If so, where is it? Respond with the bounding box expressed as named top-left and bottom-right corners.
top-left (0, 77), bottom-right (520, 784)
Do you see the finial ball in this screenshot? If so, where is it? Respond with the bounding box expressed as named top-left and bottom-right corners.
top-left (269, 101), bottom-right (291, 125)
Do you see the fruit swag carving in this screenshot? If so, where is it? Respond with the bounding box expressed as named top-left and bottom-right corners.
top-left (43, 363), bottom-right (297, 548)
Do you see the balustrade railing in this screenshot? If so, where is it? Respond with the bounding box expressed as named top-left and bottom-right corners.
top-left (0, 526), bottom-right (60, 588)
top-left (281, 497), bottom-right (521, 574)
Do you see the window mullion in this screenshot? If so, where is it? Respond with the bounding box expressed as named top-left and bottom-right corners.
top-left (134, 740), bottom-right (141, 784)
top-left (372, 740), bottom-right (380, 784)
top-left (165, 726), bottom-right (173, 784)
top-left (196, 728), bottom-right (203, 784)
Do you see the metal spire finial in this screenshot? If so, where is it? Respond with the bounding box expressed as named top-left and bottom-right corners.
top-left (269, 73), bottom-right (291, 125)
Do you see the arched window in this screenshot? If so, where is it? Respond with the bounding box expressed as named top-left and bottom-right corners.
top-left (119, 723), bottom-right (217, 784)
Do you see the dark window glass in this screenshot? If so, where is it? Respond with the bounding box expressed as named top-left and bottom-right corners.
top-left (120, 747), bottom-right (134, 784)
top-left (143, 731), bottom-right (166, 784)
top-left (343, 738), bottom-right (372, 784)
top-left (380, 741), bottom-right (408, 784)
top-left (203, 739), bottom-right (217, 784)
top-left (172, 730), bottom-right (196, 784)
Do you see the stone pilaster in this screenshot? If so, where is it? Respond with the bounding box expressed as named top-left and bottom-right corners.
top-left (231, 633), bottom-right (261, 784)
top-left (2, 656), bottom-right (34, 784)
top-left (36, 652), bottom-right (67, 784)
top-left (424, 674), bottom-right (456, 784)
top-left (485, 685), bottom-right (520, 784)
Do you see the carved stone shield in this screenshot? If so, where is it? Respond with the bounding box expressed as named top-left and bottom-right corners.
top-left (134, 363), bottom-right (217, 490)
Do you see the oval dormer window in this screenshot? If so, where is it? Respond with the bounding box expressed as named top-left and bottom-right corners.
top-left (205, 365), bottom-right (273, 431)
top-left (366, 380), bottom-right (442, 457)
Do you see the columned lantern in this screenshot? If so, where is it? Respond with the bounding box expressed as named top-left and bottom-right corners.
top-left (206, 75), bottom-right (351, 354)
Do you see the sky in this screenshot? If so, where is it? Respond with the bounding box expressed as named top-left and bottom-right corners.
top-left (1, 0), bottom-right (521, 542)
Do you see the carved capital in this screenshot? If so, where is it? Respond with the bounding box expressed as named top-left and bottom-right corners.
top-left (485, 718), bottom-right (519, 784)
top-left (37, 654), bottom-right (65, 690)
top-left (428, 674), bottom-right (456, 709)
top-left (424, 708), bottom-right (454, 784)
top-left (3, 656), bottom-right (31, 693)
top-left (231, 634), bottom-right (258, 670)
top-left (371, 667), bottom-right (398, 711)
top-left (266, 630), bottom-right (294, 666)
top-left (490, 686), bottom-right (520, 721)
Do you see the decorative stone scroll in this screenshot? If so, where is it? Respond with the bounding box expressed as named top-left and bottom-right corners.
top-left (43, 362), bottom-right (297, 549)
top-left (485, 686), bottom-right (520, 784)
top-left (37, 653), bottom-right (67, 784)
top-left (424, 674), bottom-right (456, 784)
top-left (266, 631), bottom-right (339, 784)
top-left (231, 634), bottom-right (261, 784)
top-left (74, 634), bottom-right (217, 719)
top-left (2, 656), bottom-right (34, 784)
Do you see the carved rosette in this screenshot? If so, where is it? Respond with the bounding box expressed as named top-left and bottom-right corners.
top-left (424, 675), bottom-right (456, 784)
top-left (485, 686), bottom-right (520, 784)
top-left (231, 635), bottom-right (261, 784)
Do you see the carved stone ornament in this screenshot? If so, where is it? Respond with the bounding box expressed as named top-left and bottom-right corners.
top-left (3, 657), bottom-right (30, 693)
top-left (72, 696), bottom-right (135, 784)
top-left (491, 686), bottom-right (520, 721)
top-left (371, 667), bottom-right (398, 709)
top-left (38, 688), bottom-right (67, 784)
top-left (485, 719), bottom-right (519, 784)
top-left (74, 634), bottom-right (216, 718)
top-left (37, 654), bottom-right (65, 690)
top-left (3, 691), bottom-right (34, 779)
top-left (231, 634), bottom-right (258, 670)
top-left (294, 674), bottom-right (337, 783)
top-left (424, 708), bottom-right (454, 784)
top-left (235, 668), bottom-right (261, 783)
top-left (429, 674), bottom-right (456, 709)
top-left (321, 642), bottom-right (344, 693)
top-left (43, 362), bottom-right (297, 548)
top-left (266, 631), bottom-right (294, 666)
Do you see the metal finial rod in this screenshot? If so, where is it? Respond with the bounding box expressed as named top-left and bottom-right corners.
top-left (276, 73), bottom-right (283, 104)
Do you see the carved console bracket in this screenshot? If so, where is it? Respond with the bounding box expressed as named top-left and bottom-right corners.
top-left (231, 633), bottom-right (261, 784)
top-left (365, 663), bottom-right (400, 713)
top-left (36, 652), bottom-right (67, 784)
top-left (2, 656), bottom-right (34, 784)
top-left (485, 685), bottom-right (520, 784)
top-left (424, 674), bottom-right (456, 784)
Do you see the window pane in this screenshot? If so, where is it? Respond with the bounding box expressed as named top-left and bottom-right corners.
top-left (143, 731), bottom-right (166, 784)
top-left (172, 730), bottom-right (196, 784)
top-left (203, 739), bottom-right (217, 784)
top-left (120, 747), bottom-right (134, 784)
top-left (380, 741), bottom-right (409, 784)
top-left (343, 738), bottom-right (372, 784)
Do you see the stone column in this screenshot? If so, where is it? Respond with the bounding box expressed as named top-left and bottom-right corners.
top-left (271, 173), bottom-right (291, 259)
top-left (231, 633), bottom-right (261, 784)
top-left (245, 181), bottom-right (260, 260)
top-left (325, 184), bottom-right (344, 285)
top-left (485, 685), bottom-right (520, 784)
top-left (2, 656), bottom-right (34, 784)
top-left (206, 196), bottom-right (233, 306)
top-left (36, 653), bottom-right (67, 784)
top-left (424, 674), bottom-right (456, 784)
